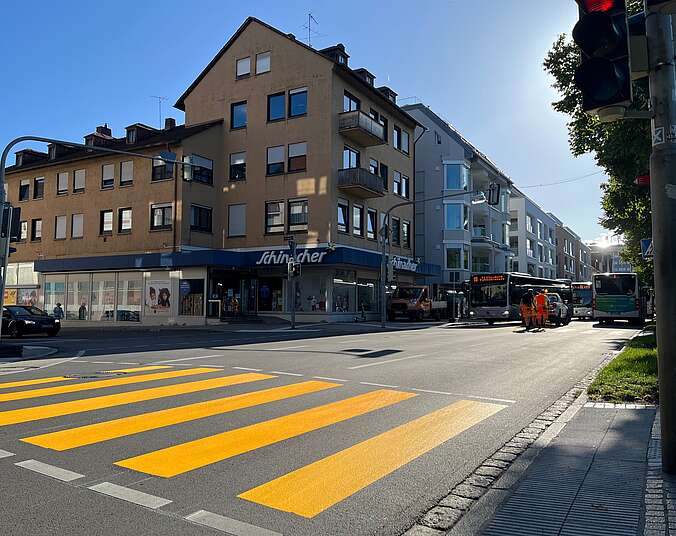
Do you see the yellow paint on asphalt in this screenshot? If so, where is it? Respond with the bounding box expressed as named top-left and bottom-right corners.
top-left (115, 389), bottom-right (416, 478)
top-left (239, 399), bottom-right (506, 518)
top-left (0, 367), bottom-right (219, 403)
top-left (23, 380), bottom-right (340, 451)
top-left (0, 376), bottom-right (75, 390)
top-left (0, 373), bottom-right (272, 426)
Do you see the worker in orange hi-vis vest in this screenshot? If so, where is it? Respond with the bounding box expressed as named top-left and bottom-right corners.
top-left (535, 290), bottom-right (549, 329)
top-left (520, 289), bottom-right (535, 330)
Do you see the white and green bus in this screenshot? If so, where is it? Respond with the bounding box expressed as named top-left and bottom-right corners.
top-left (592, 273), bottom-right (646, 325)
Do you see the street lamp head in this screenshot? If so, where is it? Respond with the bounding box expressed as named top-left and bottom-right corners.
top-left (471, 191), bottom-right (487, 205)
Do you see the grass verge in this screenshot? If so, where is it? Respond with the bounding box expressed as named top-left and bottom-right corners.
top-left (587, 332), bottom-right (658, 403)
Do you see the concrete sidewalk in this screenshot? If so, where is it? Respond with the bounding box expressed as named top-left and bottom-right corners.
top-left (475, 404), bottom-right (656, 536)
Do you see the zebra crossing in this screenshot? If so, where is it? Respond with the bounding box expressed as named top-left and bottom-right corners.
top-left (0, 364), bottom-right (507, 525)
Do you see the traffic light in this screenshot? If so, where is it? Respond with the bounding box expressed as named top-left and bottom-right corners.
top-left (573, 0), bottom-right (632, 118)
top-left (292, 263), bottom-right (301, 277)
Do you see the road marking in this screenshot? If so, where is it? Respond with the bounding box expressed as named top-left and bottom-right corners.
top-left (0, 367), bottom-right (219, 404)
top-left (0, 449), bottom-right (14, 458)
top-left (410, 388), bottom-right (516, 404)
top-left (115, 389), bottom-right (416, 478)
top-left (116, 362), bottom-right (141, 365)
top-left (239, 399), bottom-right (506, 517)
top-left (90, 361), bottom-right (115, 364)
top-left (314, 376), bottom-right (349, 382)
top-left (233, 367), bottom-right (263, 372)
top-left (0, 373), bottom-right (272, 427)
top-left (101, 365), bottom-right (171, 373)
top-left (268, 371), bottom-right (303, 377)
top-left (185, 510), bottom-right (282, 536)
top-left (0, 375), bottom-right (76, 390)
top-left (15, 459), bottom-right (84, 482)
top-left (153, 354), bottom-right (223, 364)
top-left (360, 382), bottom-right (399, 388)
top-left (348, 354), bottom-right (427, 370)
top-left (269, 345), bottom-right (307, 350)
top-left (89, 482), bottom-right (172, 509)
top-left (23, 381), bottom-right (340, 451)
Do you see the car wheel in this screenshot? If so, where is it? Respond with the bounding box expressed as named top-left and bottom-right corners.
top-left (555, 314), bottom-right (561, 327)
top-left (47, 328), bottom-right (60, 337)
top-left (8, 323), bottom-right (21, 338)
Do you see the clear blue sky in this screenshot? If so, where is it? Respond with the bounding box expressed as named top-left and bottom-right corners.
top-left (0, 0), bottom-right (605, 240)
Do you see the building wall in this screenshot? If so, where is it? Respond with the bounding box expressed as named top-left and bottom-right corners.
top-left (509, 194), bottom-right (557, 278)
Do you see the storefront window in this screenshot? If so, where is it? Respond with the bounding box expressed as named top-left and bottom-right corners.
top-left (4, 264), bottom-right (17, 286)
top-left (44, 275), bottom-right (66, 316)
top-left (117, 273), bottom-right (142, 322)
top-left (91, 273), bottom-right (116, 321)
top-left (258, 278), bottom-right (284, 312)
top-left (296, 271), bottom-right (327, 312)
top-left (333, 270), bottom-right (356, 313)
top-left (66, 274), bottom-right (91, 320)
top-left (179, 279), bottom-right (204, 316)
top-left (357, 279), bottom-right (378, 313)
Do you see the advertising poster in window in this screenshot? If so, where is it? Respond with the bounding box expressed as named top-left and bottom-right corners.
top-left (146, 280), bottom-right (171, 315)
top-left (3, 289), bottom-right (16, 305)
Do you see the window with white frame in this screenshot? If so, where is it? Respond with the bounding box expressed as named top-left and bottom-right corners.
top-left (236, 56), bottom-right (251, 77)
top-left (352, 204), bottom-right (363, 237)
top-left (100, 210), bottom-right (113, 235)
top-left (102, 164), bottom-right (114, 189)
top-left (57, 172), bottom-right (68, 194)
top-left (265, 201), bottom-right (284, 234)
top-left (526, 214), bottom-right (534, 234)
top-left (256, 51), bottom-right (271, 73)
top-left (54, 215), bottom-right (66, 240)
top-left (119, 208), bottom-right (132, 233)
top-left (393, 170), bottom-right (402, 195)
top-left (288, 199), bottom-right (308, 232)
top-left (150, 203), bottom-right (172, 230)
top-left (444, 203), bottom-right (469, 230)
top-left (71, 214), bottom-right (83, 238)
top-left (120, 161), bottom-right (133, 185)
top-left (338, 200), bottom-right (349, 233)
top-left (74, 169), bottom-right (85, 192)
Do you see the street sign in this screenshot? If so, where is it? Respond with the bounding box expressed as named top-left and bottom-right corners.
top-left (487, 182), bottom-right (501, 206)
top-left (641, 238), bottom-right (654, 258)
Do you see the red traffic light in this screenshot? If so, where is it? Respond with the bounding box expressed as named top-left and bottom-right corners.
top-left (635, 174), bottom-right (650, 187)
top-left (577, 0), bottom-right (617, 12)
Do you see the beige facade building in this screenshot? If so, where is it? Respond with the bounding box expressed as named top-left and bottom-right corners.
top-left (4, 17), bottom-right (434, 324)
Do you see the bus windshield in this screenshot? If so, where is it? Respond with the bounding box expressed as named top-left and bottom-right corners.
top-left (573, 288), bottom-right (592, 306)
top-left (392, 287), bottom-right (423, 300)
top-left (594, 275), bottom-right (636, 296)
top-left (471, 282), bottom-right (508, 307)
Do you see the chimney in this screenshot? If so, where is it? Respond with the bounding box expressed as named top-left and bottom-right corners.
top-left (164, 117), bottom-right (177, 130)
top-left (96, 123), bottom-right (112, 137)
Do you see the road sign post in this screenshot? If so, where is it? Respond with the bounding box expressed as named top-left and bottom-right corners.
top-left (286, 237), bottom-right (297, 330)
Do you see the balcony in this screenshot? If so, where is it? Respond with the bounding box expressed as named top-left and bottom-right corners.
top-left (472, 261), bottom-right (491, 273)
top-left (337, 167), bottom-right (385, 198)
top-left (338, 110), bottom-right (386, 146)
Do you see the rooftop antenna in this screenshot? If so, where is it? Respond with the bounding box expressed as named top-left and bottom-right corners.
top-left (304, 12), bottom-right (318, 47)
top-left (150, 96), bottom-right (168, 128)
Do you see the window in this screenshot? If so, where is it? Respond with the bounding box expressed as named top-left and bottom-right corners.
top-left (19, 180), bottom-right (29, 201)
top-left (118, 160), bottom-right (133, 186)
top-left (126, 129), bottom-right (137, 144)
top-left (57, 172), bottom-right (68, 194)
top-left (444, 163), bottom-right (470, 190)
top-left (152, 157), bottom-right (173, 181)
top-left (288, 142), bottom-right (307, 172)
top-left (289, 87), bottom-right (308, 117)
top-left (401, 130), bottom-right (410, 155)
top-left (369, 158), bottom-right (378, 175)
top-left (367, 208), bottom-right (377, 240)
top-left (444, 203), bottom-right (470, 230)
top-left (231, 101), bottom-right (247, 129)
top-left (446, 247), bottom-right (461, 269)
top-left (353, 204), bottom-right (363, 236)
top-left (463, 244), bottom-right (470, 270)
top-left (31, 219), bottom-right (42, 241)
top-left (54, 215), bottom-right (66, 240)
top-left (527, 238), bottom-right (534, 258)
top-left (393, 171), bottom-right (402, 195)
top-left (288, 199), bottom-right (308, 232)
top-left (526, 214), bottom-right (534, 234)
top-left (337, 201), bottom-right (349, 233)
top-left (228, 204), bottom-right (246, 237)
top-left (343, 91), bottom-right (360, 112)
top-left (74, 169), bottom-right (85, 192)
top-left (102, 164), bottom-right (114, 189)
top-left (538, 243), bottom-right (545, 262)
top-left (256, 51), bottom-right (270, 74)
top-left (184, 154), bottom-right (213, 184)
top-left (537, 220), bottom-right (543, 239)
top-left (401, 175), bottom-right (410, 199)
top-left (33, 177), bottom-right (44, 199)
top-left (118, 208), bottom-right (132, 233)
top-left (150, 203), bottom-right (172, 231)
top-left (190, 205), bottom-right (212, 233)
top-left (267, 92), bottom-right (285, 121)
top-left (230, 152), bottom-right (246, 180)
top-left (343, 146), bottom-right (359, 169)
top-left (71, 214), bottom-right (83, 238)
top-left (265, 201), bottom-right (284, 234)
top-left (379, 115), bottom-right (388, 142)
top-left (19, 220), bottom-right (27, 241)
top-left (266, 146), bottom-right (284, 175)
top-left (380, 163), bottom-right (388, 190)
top-left (402, 220), bottom-right (411, 248)
top-left (393, 125), bottom-right (401, 150)
top-left (236, 56), bottom-right (250, 78)
top-left (391, 217), bottom-right (401, 246)
top-left (100, 210), bottom-right (113, 235)
top-left (510, 217), bottom-right (518, 231)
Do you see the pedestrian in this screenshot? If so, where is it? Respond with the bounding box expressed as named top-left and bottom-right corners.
top-left (520, 289), bottom-right (535, 330)
top-left (535, 290), bottom-right (549, 329)
top-left (53, 302), bottom-right (64, 319)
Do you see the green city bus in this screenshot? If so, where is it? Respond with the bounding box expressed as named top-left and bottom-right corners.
top-left (592, 273), bottom-right (645, 325)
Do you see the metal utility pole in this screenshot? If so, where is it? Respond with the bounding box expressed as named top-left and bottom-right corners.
top-left (647, 9), bottom-right (676, 472)
top-left (287, 237), bottom-right (297, 329)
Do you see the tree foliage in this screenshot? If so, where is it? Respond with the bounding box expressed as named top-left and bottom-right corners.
top-left (542, 1), bottom-right (653, 283)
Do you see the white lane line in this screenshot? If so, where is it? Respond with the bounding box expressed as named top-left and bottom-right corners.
top-left (15, 460), bottom-right (84, 482)
top-left (90, 361), bottom-right (114, 364)
top-left (360, 381), bottom-right (399, 388)
top-left (410, 388), bottom-right (516, 404)
top-left (89, 482), bottom-right (172, 509)
top-left (348, 354), bottom-right (427, 370)
top-left (264, 345), bottom-right (307, 351)
top-left (0, 449), bottom-right (15, 459)
top-left (154, 354), bottom-right (223, 364)
top-left (186, 509), bottom-right (282, 536)
top-left (269, 371), bottom-right (303, 377)
top-left (117, 362), bottom-right (140, 365)
top-left (313, 376), bottom-right (349, 382)
top-left (233, 366), bottom-right (263, 372)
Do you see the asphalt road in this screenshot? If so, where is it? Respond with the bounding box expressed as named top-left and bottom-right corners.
top-left (0, 320), bottom-right (639, 536)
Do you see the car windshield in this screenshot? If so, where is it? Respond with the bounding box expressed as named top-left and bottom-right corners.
top-left (548, 294), bottom-right (560, 303)
top-left (392, 287), bottom-right (423, 300)
top-left (6, 306), bottom-right (47, 317)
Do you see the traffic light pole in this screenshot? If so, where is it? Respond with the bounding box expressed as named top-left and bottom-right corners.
top-left (646, 9), bottom-right (676, 473)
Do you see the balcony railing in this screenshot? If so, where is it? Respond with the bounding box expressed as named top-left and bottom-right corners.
top-left (472, 262), bottom-right (491, 273)
top-left (472, 226), bottom-right (488, 238)
top-left (337, 167), bottom-right (385, 198)
top-left (339, 110), bottom-right (386, 146)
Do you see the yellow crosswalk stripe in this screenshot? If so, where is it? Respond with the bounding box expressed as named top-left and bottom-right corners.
top-left (115, 389), bottom-right (416, 478)
top-left (0, 367), bottom-right (219, 404)
top-left (0, 373), bottom-right (272, 427)
top-left (101, 366), bottom-right (172, 373)
top-left (23, 380), bottom-right (340, 451)
top-left (239, 399), bottom-right (506, 518)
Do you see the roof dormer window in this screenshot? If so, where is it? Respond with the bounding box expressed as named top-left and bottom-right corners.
top-left (126, 128), bottom-right (137, 144)
top-left (49, 145), bottom-right (56, 160)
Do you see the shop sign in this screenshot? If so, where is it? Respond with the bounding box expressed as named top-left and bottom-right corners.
top-left (255, 249), bottom-right (328, 266)
top-left (391, 255), bottom-right (419, 272)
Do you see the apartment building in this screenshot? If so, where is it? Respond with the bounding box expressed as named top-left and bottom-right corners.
top-left (588, 241), bottom-right (633, 273)
top-left (4, 17), bottom-right (433, 324)
top-left (547, 215), bottom-right (594, 281)
top-left (402, 104), bottom-right (512, 287)
top-left (509, 188), bottom-right (558, 278)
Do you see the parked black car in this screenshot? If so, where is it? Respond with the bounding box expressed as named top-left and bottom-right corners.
top-left (2, 306), bottom-right (61, 338)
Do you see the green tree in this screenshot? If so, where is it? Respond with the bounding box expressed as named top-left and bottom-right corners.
top-left (543, 1), bottom-right (653, 283)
